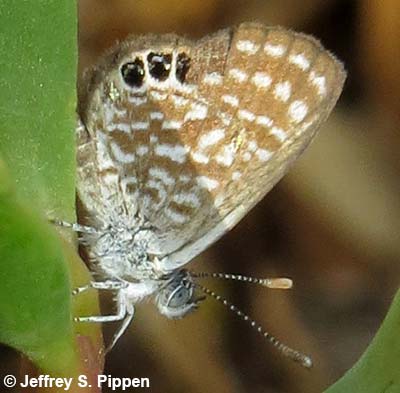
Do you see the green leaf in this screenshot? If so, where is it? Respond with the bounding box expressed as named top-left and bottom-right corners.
top-left (0, 0), bottom-right (77, 217)
top-left (0, 186), bottom-right (76, 373)
top-left (0, 1), bottom-right (102, 377)
top-left (325, 289), bottom-right (400, 393)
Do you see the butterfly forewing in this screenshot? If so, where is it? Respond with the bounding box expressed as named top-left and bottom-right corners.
top-left (77, 22), bottom-right (345, 271)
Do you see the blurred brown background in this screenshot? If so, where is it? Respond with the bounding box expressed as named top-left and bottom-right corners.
top-left (3, 0), bottom-right (400, 392)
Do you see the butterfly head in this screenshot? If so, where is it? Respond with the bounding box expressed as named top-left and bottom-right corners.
top-left (156, 269), bottom-right (205, 319)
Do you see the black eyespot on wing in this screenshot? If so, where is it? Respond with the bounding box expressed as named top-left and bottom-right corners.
top-left (147, 52), bottom-right (172, 81)
top-left (176, 53), bottom-right (191, 83)
top-left (121, 58), bottom-right (145, 88)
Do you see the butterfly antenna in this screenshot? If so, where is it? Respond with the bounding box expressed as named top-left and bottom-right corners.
top-left (193, 280), bottom-right (312, 369)
top-left (192, 271), bottom-right (293, 290)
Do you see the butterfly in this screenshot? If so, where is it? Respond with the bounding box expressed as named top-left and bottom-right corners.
top-left (57, 22), bottom-right (345, 367)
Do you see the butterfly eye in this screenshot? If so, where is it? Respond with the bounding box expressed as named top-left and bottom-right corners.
top-left (120, 58), bottom-right (145, 88)
top-left (176, 52), bottom-right (190, 83)
top-left (156, 270), bottom-right (201, 319)
top-left (147, 52), bottom-right (172, 81)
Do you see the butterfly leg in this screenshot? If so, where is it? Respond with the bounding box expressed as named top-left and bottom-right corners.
top-left (74, 287), bottom-right (135, 352)
top-left (74, 288), bottom-right (128, 323)
top-left (72, 280), bottom-right (127, 295)
top-left (106, 301), bottom-right (135, 353)
top-left (73, 281), bottom-right (129, 322)
top-left (50, 218), bottom-right (97, 234)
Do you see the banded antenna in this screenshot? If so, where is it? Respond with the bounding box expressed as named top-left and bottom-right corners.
top-left (192, 271), bottom-right (312, 368)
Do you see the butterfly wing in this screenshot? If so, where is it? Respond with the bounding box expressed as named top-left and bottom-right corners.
top-left (77, 22), bottom-right (345, 271)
